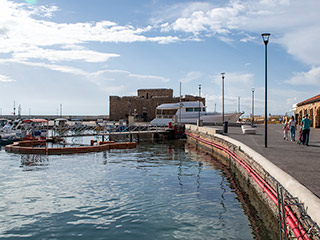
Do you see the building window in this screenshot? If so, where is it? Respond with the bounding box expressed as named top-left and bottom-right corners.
top-left (186, 108), bottom-right (193, 112)
top-left (194, 107), bottom-right (201, 112)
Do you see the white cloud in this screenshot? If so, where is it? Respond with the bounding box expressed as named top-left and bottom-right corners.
top-left (240, 34), bottom-right (257, 43)
top-left (0, 73), bottom-right (15, 82)
top-left (0, 0), bottom-right (183, 64)
top-left (12, 47), bottom-right (120, 63)
top-left (0, 58), bottom-right (88, 76)
top-left (150, 2), bottom-right (215, 26)
top-left (280, 27), bottom-right (320, 66)
top-left (213, 72), bottom-right (254, 86)
top-left (0, 58), bottom-right (171, 88)
top-left (163, 1), bottom-right (246, 35)
top-left (179, 71), bottom-right (203, 83)
top-left (157, 0), bottom-right (320, 67)
top-left (286, 66), bottom-right (320, 86)
top-left (90, 69), bottom-right (171, 90)
top-left (129, 73), bottom-right (170, 83)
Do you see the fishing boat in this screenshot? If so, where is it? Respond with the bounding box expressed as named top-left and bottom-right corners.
top-left (22, 119), bottom-right (49, 140)
top-left (150, 101), bottom-right (243, 126)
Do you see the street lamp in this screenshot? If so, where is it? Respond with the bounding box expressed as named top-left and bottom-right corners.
top-left (179, 82), bottom-right (182, 125)
top-left (262, 33), bottom-right (270, 148)
top-left (198, 84), bottom-right (201, 126)
top-left (221, 73), bottom-right (225, 125)
top-left (60, 104), bottom-right (63, 117)
top-left (251, 88), bottom-right (255, 126)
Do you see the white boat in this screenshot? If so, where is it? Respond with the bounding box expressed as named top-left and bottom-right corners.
top-left (0, 120), bottom-right (23, 145)
top-left (150, 101), bottom-right (243, 126)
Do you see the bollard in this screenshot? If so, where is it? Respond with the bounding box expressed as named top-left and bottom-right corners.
top-left (223, 121), bottom-right (228, 133)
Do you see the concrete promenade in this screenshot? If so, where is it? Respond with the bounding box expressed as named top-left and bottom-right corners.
top-left (225, 124), bottom-right (320, 198)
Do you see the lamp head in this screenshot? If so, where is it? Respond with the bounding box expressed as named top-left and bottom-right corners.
top-left (261, 33), bottom-right (270, 45)
top-left (221, 72), bottom-right (225, 79)
top-left (251, 88), bottom-right (255, 92)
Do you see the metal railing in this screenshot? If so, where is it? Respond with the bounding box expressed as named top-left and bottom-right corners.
top-left (51, 124), bottom-right (167, 138)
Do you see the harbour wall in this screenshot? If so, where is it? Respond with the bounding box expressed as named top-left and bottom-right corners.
top-left (185, 124), bottom-right (320, 239)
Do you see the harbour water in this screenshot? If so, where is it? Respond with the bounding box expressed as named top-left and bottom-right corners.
top-left (0, 140), bottom-right (273, 239)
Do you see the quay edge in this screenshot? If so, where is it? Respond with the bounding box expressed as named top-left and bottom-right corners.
top-left (185, 124), bottom-right (320, 239)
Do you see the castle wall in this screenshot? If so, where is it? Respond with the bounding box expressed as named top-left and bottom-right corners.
top-left (137, 89), bottom-right (173, 99)
top-left (109, 89), bottom-right (205, 122)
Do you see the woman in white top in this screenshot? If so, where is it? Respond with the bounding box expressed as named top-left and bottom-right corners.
top-left (288, 116), bottom-right (296, 141)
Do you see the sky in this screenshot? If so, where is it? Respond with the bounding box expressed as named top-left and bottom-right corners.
top-left (0, 0), bottom-right (319, 117)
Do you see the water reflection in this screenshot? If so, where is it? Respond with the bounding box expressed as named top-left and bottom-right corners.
top-left (20, 154), bottom-right (49, 170)
top-left (0, 140), bottom-right (277, 239)
top-left (185, 143), bottom-right (278, 240)
top-left (102, 151), bottom-right (108, 165)
top-left (219, 176), bottom-right (227, 227)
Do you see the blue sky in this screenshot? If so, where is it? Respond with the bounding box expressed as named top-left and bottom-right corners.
top-left (0, 0), bottom-right (319, 117)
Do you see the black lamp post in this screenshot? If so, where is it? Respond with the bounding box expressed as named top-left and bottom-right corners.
top-left (198, 84), bottom-right (201, 125)
top-left (221, 73), bottom-right (225, 125)
top-left (251, 88), bottom-right (255, 126)
top-left (262, 33), bottom-right (270, 148)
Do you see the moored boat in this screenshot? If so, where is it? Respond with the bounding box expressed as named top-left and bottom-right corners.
top-left (150, 101), bottom-right (243, 126)
top-left (0, 119), bottom-right (23, 145)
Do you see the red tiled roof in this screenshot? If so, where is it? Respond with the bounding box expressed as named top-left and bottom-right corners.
top-left (297, 94), bottom-right (320, 106)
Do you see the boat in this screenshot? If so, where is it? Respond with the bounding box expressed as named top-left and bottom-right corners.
top-left (0, 119), bottom-right (24, 145)
top-left (150, 101), bottom-right (243, 126)
top-left (22, 119), bottom-right (49, 140)
top-left (0, 132), bottom-right (21, 145)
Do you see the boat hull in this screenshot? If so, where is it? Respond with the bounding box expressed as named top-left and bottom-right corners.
top-left (150, 112), bottom-right (243, 126)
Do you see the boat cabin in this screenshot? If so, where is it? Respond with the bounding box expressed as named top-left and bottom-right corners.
top-left (155, 101), bottom-right (206, 119)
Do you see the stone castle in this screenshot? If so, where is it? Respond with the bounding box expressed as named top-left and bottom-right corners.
top-left (109, 88), bottom-right (205, 121)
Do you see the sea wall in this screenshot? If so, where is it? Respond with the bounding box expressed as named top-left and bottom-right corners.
top-left (185, 124), bottom-right (320, 239)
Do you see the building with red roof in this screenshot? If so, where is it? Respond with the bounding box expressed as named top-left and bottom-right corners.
top-left (296, 94), bottom-right (320, 128)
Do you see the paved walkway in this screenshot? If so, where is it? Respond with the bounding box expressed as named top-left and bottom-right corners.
top-left (224, 124), bottom-right (320, 198)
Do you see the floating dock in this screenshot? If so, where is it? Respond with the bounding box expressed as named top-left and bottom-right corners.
top-left (5, 140), bottom-right (136, 155)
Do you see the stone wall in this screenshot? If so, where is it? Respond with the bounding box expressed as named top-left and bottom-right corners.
top-left (109, 89), bottom-right (205, 122)
top-left (137, 88), bottom-right (173, 99)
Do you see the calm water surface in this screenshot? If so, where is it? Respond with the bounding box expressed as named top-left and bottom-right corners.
top-left (0, 140), bottom-right (259, 239)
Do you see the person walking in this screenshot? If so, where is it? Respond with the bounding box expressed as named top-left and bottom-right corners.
top-left (288, 116), bottom-right (296, 141)
top-left (301, 114), bottom-right (311, 146)
top-left (283, 120), bottom-right (289, 141)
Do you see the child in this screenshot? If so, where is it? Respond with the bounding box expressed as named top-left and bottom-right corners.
top-left (297, 125), bottom-right (303, 145)
top-left (283, 121), bottom-right (289, 141)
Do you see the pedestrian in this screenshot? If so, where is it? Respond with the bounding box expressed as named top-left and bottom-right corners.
top-left (283, 120), bottom-right (289, 141)
top-left (288, 116), bottom-right (296, 141)
top-left (301, 114), bottom-right (311, 146)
